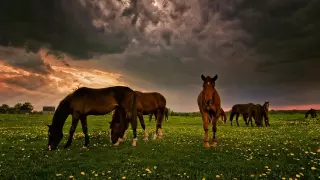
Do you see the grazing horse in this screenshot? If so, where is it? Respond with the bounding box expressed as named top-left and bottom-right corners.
top-left (113, 91), bottom-right (167, 140)
top-left (247, 101), bottom-right (270, 127)
top-left (47, 86), bottom-right (137, 150)
top-left (149, 107), bottom-right (169, 122)
top-left (229, 103), bottom-right (253, 126)
top-left (197, 74), bottom-right (221, 148)
top-left (219, 108), bottom-right (227, 124)
top-left (305, 108), bottom-right (317, 118)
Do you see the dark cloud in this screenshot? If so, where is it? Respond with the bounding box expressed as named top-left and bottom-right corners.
top-left (1, 0), bottom-right (320, 110)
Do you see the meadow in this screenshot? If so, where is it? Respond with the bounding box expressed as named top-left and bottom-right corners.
top-left (0, 113), bottom-right (319, 180)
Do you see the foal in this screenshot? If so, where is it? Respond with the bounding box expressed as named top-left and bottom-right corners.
top-left (197, 74), bottom-right (222, 148)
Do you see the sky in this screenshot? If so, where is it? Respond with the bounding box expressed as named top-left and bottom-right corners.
top-left (0, 0), bottom-right (320, 112)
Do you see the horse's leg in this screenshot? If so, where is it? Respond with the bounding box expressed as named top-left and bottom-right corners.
top-left (202, 111), bottom-right (210, 148)
top-left (211, 115), bottom-right (218, 148)
top-left (122, 121), bottom-right (130, 140)
top-left (236, 113), bottom-right (240, 126)
top-left (138, 113), bottom-right (149, 141)
top-left (64, 112), bottom-right (80, 148)
top-left (230, 112), bottom-right (234, 126)
top-left (80, 115), bottom-right (90, 147)
top-left (131, 113), bottom-right (138, 147)
top-left (114, 109), bottom-right (128, 146)
top-left (153, 109), bottom-right (164, 140)
top-left (149, 114), bottom-right (152, 123)
top-left (244, 115), bottom-right (249, 126)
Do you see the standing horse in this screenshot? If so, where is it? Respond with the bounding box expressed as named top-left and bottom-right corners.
top-left (113, 91), bottom-right (167, 140)
top-left (149, 107), bottom-right (169, 122)
top-left (229, 103), bottom-right (253, 126)
top-left (305, 108), bottom-right (317, 118)
top-left (47, 86), bottom-right (138, 150)
top-left (197, 74), bottom-right (221, 148)
top-left (219, 108), bottom-right (227, 124)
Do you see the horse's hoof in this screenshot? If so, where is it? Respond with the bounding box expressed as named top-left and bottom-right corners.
top-left (118, 138), bottom-right (124, 142)
top-left (152, 134), bottom-right (158, 140)
top-left (143, 137), bottom-right (149, 141)
top-left (132, 141), bottom-right (137, 147)
top-left (212, 142), bottom-right (217, 148)
top-left (203, 143), bottom-right (210, 148)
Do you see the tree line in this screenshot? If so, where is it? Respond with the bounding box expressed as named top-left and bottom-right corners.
top-left (0, 102), bottom-right (34, 114)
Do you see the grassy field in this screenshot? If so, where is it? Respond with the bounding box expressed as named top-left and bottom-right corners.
top-left (0, 114), bottom-right (319, 180)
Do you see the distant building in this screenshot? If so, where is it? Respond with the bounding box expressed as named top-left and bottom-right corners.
top-left (42, 106), bottom-right (55, 114)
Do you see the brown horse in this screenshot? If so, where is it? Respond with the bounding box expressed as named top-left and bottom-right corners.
top-left (112, 91), bottom-right (167, 141)
top-left (305, 108), bottom-right (317, 118)
top-left (47, 86), bottom-right (138, 150)
top-left (197, 74), bottom-right (221, 148)
top-left (219, 108), bottom-right (227, 124)
top-left (229, 103), bottom-right (253, 126)
top-left (246, 101), bottom-right (270, 127)
top-left (149, 107), bottom-right (169, 122)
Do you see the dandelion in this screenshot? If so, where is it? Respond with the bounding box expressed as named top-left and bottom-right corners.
top-left (95, 174), bottom-right (98, 177)
top-left (68, 175), bottom-right (74, 179)
top-left (311, 167), bottom-right (317, 170)
top-left (102, 172), bottom-right (105, 176)
top-left (290, 153), bottom-right (295, 156)
top-left (216, 175), bottom-right (220, 179)
top-left (296, 174), bottom-right (300, 178)
top-left (81, 172), bottom-right (85, 175)
top-left (282, 178), bottom-right (286, 180)
top-left (184, 173), bottom-right (187, 176)
top-left (56, 174), bottom-right (63, 177)
top-left (264, 166), bottom-right (269, 168)
top-left (146, 168), bottom-right (152, 173)
top-left (317, 149), bottom-right (320, 153)
top-left (122, 176), bottom-right (126, 179)
top-left (202, 178), bottom-right (206, 180)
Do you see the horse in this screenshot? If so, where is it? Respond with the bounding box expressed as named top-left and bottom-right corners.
top-left (149, 107), bottom-right (169, 122)
top-left (229, 103), bottom-right (253, 126)
top-left (305, 108), bottom-right (317, 118)
top-left (219, 108), bottom-right (227, 124)
top-left (197, 74), bottom-right (221, 148)
top-left (112, 91), bottom-right (167, 141)
top-left (247, 101), bottom-right (270, 127)
top-left (47, 86), bottom-right (138, 150)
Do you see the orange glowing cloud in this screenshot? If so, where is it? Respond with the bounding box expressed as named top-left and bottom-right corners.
top-left (0, 49), bottom-right (130, 110)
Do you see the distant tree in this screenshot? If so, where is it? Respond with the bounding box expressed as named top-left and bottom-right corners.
top-left (0, 104), bottom-right (10, 113)
top-left (20, 102), bottom-right (34, 113)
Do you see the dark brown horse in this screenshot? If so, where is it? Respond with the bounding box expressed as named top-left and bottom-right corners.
top-left (47, 86), bottom-right (137, 150)
top-left (229, 103), bottom-right (253, 126)
top-left (112, 91), bottom-right (167, 140)
top-left (305, 108), bottom-right (317, 118)
top-left (219, 108), bottom-right (227, 124)
top-left (149, 107), bottom-right (169, 122)
top-left (197, 74), bottom-right (221, 148)
top-left (246, 101), bottom-right (270, 127)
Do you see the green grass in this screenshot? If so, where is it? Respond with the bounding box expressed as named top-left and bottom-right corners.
top-left (0, 114), bottom-right (319, 180)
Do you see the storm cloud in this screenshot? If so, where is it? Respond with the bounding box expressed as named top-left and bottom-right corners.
top-left (1, 0), bottom-right (320, 111)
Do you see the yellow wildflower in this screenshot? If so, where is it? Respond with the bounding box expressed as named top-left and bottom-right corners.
top-left (122, 176), bottom-right (126, 179)
top-left (56, 174), bottom-right (63, 177)
top-left (216, 175), bottom-right (220, 179)
top-left (145, 168), bottom-right (152, 173)
top-left (296, 174), bottom-right (300, 178)
top-left (282, 178), bottom-right (286, 180)
top-left (317, 149), bottom-right (320, 153)
top-left (80, 172), bottom-right (85, 175)
top-left (68, 176), bottom-right (74, 179)
top-left (311, 167), bottom-right (317, 170)
top-left (264, 166), bottom-right (269, 168)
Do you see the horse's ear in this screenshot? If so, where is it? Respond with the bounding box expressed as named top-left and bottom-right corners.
top-left (212, 74), bottom-right (218, 81)
top-left (201, 74), bottom-right (205, 81)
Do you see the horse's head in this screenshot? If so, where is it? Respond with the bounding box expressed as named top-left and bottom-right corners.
top-left (47, 124), bottom-right (63, 150)
top-left (263, 101), bottom-right (270, 111)
top-left (109, 121), bottom-right (121, 144)
top-left (201, 74), bottom-right (218, 107)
